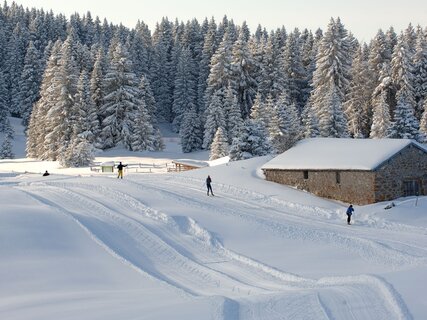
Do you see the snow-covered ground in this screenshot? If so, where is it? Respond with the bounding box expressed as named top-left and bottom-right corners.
top-left (1, 118), bottom-right (427, 319)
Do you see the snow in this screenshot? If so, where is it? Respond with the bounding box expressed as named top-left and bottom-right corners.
top-left (262, 137), bottom-right (427, 170)
top-left (1, 118), bottom-right (427, 319)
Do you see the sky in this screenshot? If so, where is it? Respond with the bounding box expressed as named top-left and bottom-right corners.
top-left (10, 0), bottom-right (427, 42)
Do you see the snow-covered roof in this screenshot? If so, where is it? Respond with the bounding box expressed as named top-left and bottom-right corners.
top-left (262, 138), bottom-right (427, 171)
top-left (101, 161), bottom-right (115, 166)
top-left (173, 159), bottom-right (209, 168)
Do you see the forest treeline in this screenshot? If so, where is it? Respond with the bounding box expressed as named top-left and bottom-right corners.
top-left (0, 1), bottom-right (426, 165)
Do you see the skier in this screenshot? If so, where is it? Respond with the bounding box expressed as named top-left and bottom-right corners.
top-left (117, 162), bottom-right (127, 179)
top-left (42, 170), bottom-right (50, 176)
top-left (206, 175), bottom-right (214, 196)
top-left (346, 204), bottom-right (354, 225)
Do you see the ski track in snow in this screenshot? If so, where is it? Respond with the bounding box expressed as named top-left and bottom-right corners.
top-left (14, 176), bottom-right (417, 320)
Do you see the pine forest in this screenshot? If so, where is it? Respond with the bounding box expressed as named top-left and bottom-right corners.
top-left (1, 1), bottom-right (427, 164)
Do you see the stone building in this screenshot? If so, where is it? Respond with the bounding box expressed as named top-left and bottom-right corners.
top-left (261, 138), bottom-right (427, 205)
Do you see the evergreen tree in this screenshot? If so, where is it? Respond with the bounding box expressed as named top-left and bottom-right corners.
top-left (180, 106), bottom-right (203, 152)
top-left (391, 33), bottom-right (416, 115)
top-left (59, 136), bottom-right (94, 167)
top-left (229, 29), bottom-right (257, 118)
top-left (43, 35), bottom-right (79, 160)
top-left (370, 90), bottom-right (392, 138)
top-left (151, 18), bottom-right (174, 122)
top-left (203, 89), bottom-right (226, 149)
top-left (19, 41), bottom-right (41, 128)
top-left (419, 98), bottom-right (427, 142)
top-left (301, 102), bottom-right (320, 138)
top-left (26, 40), bottom-right (63, 159)
top-left (345, 45), bottom-right (371, 138)
top-left (197, 18), bottom-right (217, 115)
top-left (412, 31), bottom-right (427, 119)
top-left (274, 93), bottom-right (303, 152)
top-left (0, 135), bottom-right (14, 159)
top-left (229, 119), bottom-right (272, 161)
top-left (139, 74), bottom-right (158, 124)
top-left (389, 90), bottom-right (420, 139)
top-left (209, 127), bottom-right (229, 160)
top-left (223, 85), bottom-right (243, 143)
top-left (100, 43), bottom-right (142, 150)
top-left (281, 29), bottom-right (307, 111)
top-left (74, 70), bottom-right (99, 144)
top-left (205, 31), bottom-right (233, 114)
top-left (172, 47), bottom-right (197, 132)
top-left (310, 18), bottom-right (352, 121)
top-left (6, 21), bottom-right (29, 116)
top-left (318, 81), bottom-right (349, 137)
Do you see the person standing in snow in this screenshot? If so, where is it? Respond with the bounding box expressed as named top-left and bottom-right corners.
top-left (206, 175), bottom-right (214, 196)
top-left (117, 162), bottom-right (127, 179)
top-left (346, 204), bottom-right (354, 225)
top-left (42, 170), bottom-right (50, 176)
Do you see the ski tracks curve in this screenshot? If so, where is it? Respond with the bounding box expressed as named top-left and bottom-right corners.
top-left (15, 179), bottom-right (413, 320)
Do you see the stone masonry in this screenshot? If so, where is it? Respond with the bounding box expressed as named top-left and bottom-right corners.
top-left (374, 144), bottom-right (427, 202)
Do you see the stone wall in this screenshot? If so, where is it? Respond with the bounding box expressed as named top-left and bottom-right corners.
top-left (263, 169), bottom-right (376, 204)
top-left (374, 144), bottom-right (427, 202)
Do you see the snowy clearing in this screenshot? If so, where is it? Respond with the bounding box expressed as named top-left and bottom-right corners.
top-left (1, 120), bottom-right (427, 319)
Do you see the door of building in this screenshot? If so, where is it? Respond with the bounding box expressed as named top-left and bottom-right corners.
top-left (403, 180), bottom-right (420, 197)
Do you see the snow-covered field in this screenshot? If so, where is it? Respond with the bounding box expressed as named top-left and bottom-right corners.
top-left (1, 118), bottom-right (427, 319)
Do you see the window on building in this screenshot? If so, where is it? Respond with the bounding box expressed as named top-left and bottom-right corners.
top-left (403, 180), bottom-right (420, 196)
top-left (303, 170), bottom-right (308, 179)
top-left (336, 171), bottom-right (341, 184)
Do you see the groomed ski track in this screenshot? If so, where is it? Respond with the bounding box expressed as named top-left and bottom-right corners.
top-left (12, 172), bottom-right (421, 320)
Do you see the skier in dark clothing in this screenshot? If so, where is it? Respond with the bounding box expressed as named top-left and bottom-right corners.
top-left (206, 175), bottom-right (214, 196)
top-left (117, 162), bottom-right (127, 179)
top-left (42, 170), bottom-right (50, 176)
top-left (346, 204), bottom-right (354, 225)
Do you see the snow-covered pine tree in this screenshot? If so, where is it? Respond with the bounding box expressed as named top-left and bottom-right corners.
top-left (129, 96), bottom-right (157, 151)
top-left (229, 118), bottom-right (272, 161)
top-left (368, 30), bottom-right (392, 85)
top-left (197, 18), bottom-right (217, 116)
top-left (180, 106), bottom-right (203, 152)
top-left (172, 46), bottom-right (197, 132)
top-left (301, 102), bottom-right (320, 138)
top-left (391, 33), bottom-right (416, 116)
top-left (204, 31), bottom-right (233, 115)
top-left (344, 45), bottom-right (371, 138)
top-left (6, 21), bottom-right (29, 117)
top-left (419, 98), bottom-right (427, 142)
top-left (309, 18), bottom-right (352, 127)
top-left (249, 92), bottom-right (269, 127)
top-left (209, 127), bottom-right (229, 160)
top-left (129, 21), bottom-right (151, 79)
top-left (26, 40), bottom-right (63, 159)
top-left (0, 71), bottom-right (7, 130)
top-left (100, 43), bottom-right (142, 150)
top-left (43, 34), bottom-right (79, 160)
top-left (203, 89), bottom-right (226, 149)
top-left (370, 90), bottom-right (392, 138)
top-left (59, 135), bottom-right (94, 167)
top-left (274, 92), bottom-right (303, 152)
top-left (389, 89), bottom-right (420, 140)
top-left (223, 85), bottom-right (243, 143)
top-left (19, 41), bottom-right (42, 128)
top-left (229, 28), bottom-right (257, 118)
top-left (281, 28), bottom-right (307, 112)
top-left (73, 70), bottom-right (99, 144)
top-left (150, 18), bottom-right (174, 122)
top-left (0, 136), bottom-right (14, 159)
top-left (412, 31), bottom-right (427, 119)
top-left (318, 80), bottom-right (349, 137)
